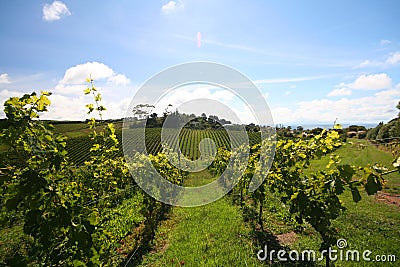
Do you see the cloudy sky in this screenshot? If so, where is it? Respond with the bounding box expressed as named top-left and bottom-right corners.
top-left (0, 0), bottom-right (399, 125)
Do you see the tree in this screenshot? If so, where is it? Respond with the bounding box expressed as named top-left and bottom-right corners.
top-left (348, 125), bottom-right (359, 132)
top-left (163, 104), bottom-right (173, 117)
top-left (310, 127), bottom-right (323, 135)
top-left (219, 118), bottom-right (231, 125)
top-left (377, 123), bottom-right (391, 140)
top-left (397, 101), bottom-right (400, 117)
top-left (132, 103), bottom-right (154, 120)
top-left (392, 102), bottom-right (400, 137)
top-left (348, 125), bottom-right (367, 132)
top-left (367, 122), bottom-right (383, 140)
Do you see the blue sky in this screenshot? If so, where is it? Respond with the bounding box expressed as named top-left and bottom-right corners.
top-left (0, 0), bottom-right (399, 125)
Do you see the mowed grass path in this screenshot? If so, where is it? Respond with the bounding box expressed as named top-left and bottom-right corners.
top-left (139, 170), bottom-right (263, 267)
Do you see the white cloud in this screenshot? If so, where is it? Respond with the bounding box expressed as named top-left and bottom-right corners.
top-left (161, 1), bottom-right (184, 13)
top-left (359, 60), bottom-right (370, 67)
top-left (59, 62), bottom-right (114, 84)
top-left (0, 90), bottom-right (21, 100)
top-left (0, 74), bottom-right (11, 84)
top-left (0, 89), bottom-right (84, 120)
top-left (352, 73), bottom-right (392, 90)
top-left (231, 103), bottom-right (258, 124)
top-left (272, 86), bottom-right (400, 124)
top-left (0, 90), bottom-right (133, 121)
top-left (42, 94), bottom-right (87, 120)
top-left (145, 85), bottom-right (258, 124)
top-left (380, 39), bottom-right (391, 45)
top-left (162, 1), bottom-right (176, 12)
top-left (356, 60), bottom-right (378, 68)
top-left (356, 51), bottom-right (400, 68)
top-left (54, 84), bottom-right (88, 95)
top-left (154, 85), bottom-right (234, 111)
top-left (108, 74), bottom-right (130, 86)
top-left (55, 62), bottom-right (130, 95)
top-left (386, 52), bottom-right (400, 65)
top-left (2, 83), bottom-right (398, 124)
top-left (327, 87), bottom-right (352, 97)
top-left (271, 107), bottom-right (293, 123)
top-left (328, 73), bottom-right (392, 99)
top-left (102, 98), bottom-right (132, 119)
top-left (254, 74), bottom-right (334, 84)
top-left (39, 94), bottom-right (132, 121)
top-left (43, 1), bottom-right (71, 21)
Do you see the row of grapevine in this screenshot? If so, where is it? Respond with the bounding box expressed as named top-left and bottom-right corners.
top-left (210, 130), bottom-right (391, 266)
top-left (64, 128), bottom-right (262, 165)
top-left (0, 90), bottom-right (187, 266)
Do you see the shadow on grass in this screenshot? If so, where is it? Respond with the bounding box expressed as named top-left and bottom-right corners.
top-left (120, 204), bottom-right (172, 267)
top-left (241, 204), bottom-right (317, 267)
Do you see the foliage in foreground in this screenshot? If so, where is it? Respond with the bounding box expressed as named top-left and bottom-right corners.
top-left (0, 86), bottom-right (185, 266)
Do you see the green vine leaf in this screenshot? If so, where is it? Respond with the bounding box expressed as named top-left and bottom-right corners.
top-left (350, 186), bottom-right (361, 203)
top-left (365, 173), bottom-right (383, 195)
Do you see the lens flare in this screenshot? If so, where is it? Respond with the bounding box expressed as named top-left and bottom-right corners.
top-left (197, 32), bottom-right (202, 48)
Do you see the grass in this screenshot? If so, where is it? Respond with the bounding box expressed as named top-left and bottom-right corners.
top-left (0, 144), bottom-right (7, 152)
top-left (259, 138), bottom-right (400, 266)
top-left (0, 223), bottom-right (33, 265)
top-left (138, 170), bottom-right (264, 267)
top-left (53, 122), bottom-right (88, 135)
top-left (285, 189), bottom-right (400, 266)
top-left (52, 121), bottom-right (123, 138)
top-left (303, 138), bottom-right (399, 194)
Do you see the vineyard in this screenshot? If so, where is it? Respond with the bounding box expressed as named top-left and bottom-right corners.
top-left (65, 128), bottom-right (261, 165)
top-left (0, 90), bottom-right (399, 266)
